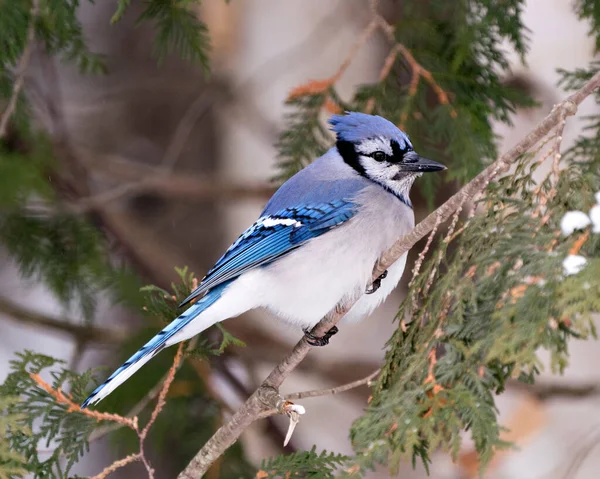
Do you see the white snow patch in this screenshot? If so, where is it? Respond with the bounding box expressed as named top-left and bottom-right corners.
top-left (563, 254), bottom-right (588, 276)
top-left (287, 404), bottom-right (306, 415)
top-left (560, 211), bottom-right (591, 236)
top-left (589, 204), bottom-right (600, 234)
top-left (595, 191), bottom-right (600, 205)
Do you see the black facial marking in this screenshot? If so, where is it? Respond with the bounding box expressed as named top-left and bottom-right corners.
top-left (336, 139), bottom-right (413, 209)
top-left (336, 140), bottom-right (366, 176)
top-left (390, 139), bottom-right (413, 163)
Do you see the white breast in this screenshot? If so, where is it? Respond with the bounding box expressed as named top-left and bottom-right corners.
top-left (342, 252), bottom-right (408, 323)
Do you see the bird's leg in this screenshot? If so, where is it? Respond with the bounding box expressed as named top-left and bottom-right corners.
top-left (365, 270), bottom-right (388, 294)
top-left (303, 325), bottom-right (339, 347)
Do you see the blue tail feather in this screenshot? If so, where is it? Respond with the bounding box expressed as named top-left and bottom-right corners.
top-left (81, 284), bottom-right (228, 409)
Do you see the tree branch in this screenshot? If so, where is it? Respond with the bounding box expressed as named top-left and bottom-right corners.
top-left (0, 296), bottom-right (128, 344)
top-left (177, 70), bottom-right (600, 479)
top-left (285, 369), bottom-right (380, 401)
top-left (509, 379), bottom-right (600, 401)
top-left (0, 0), bottom-right (39, 139)
top-left (71, 172), bottom-right (275, 212)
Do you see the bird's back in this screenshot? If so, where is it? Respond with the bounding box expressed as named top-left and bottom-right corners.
top-left (263, 148), bottom-right (369, 214)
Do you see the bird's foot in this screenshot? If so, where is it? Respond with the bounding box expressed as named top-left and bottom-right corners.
top-left (303, 325), bottom-right (339, 347)
top-left (365, 270), bottom-right (388, 294)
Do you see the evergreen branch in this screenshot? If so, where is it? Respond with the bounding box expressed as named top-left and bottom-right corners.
top-left (286, 0), bottom-right (455, 119)
top-left (28, 344), bottom-right (184, 478)
top-left (29, 373), bottom-right (138, 428)
top-left (177, 70), bottom-right (600, 479)
top-left (369, 2), bottom-right (456, 124)
top-left (376, 72), bottom-right (600, 276)
top-left (0, 0), bottom-right (38, 139)
top-left (0, 296), bottom-right (128, 344)
top-left (285, 369), bottom-right (380, 401)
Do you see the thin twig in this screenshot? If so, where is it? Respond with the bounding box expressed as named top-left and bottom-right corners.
top-left (287, 19), bottom-right (378, 101)
top-left (30, 373), bottom-right (138, 429)
top-left (0, 296), bottom-right (128, 344)
top-left (36, 343), bottom-right (185, 478)
top-left (370, 5), bottom-right (456, 120)
top-left (78, 91), bottom-right (217, 212)
top-left (140, 343), bottom-right (184, 440)
top-left (409, 215), bottom-right (441, 287)
top-left (0, 0), bottom-right (39, 139)
top-left (160, 91), bottom-right (215, 173)
top-left (331, 20), bottom-right (378, 83)
top-left (365, 43), bottom-right (402, 113)
top-left (550, 112), bottom-right (568, 190)
top-left (285, 369), bottom-right (380, 400)
top-left (288, 1), bottom-right (455, 121)
top-left (177, 70), bottom-right (600, 479)
top-left (88, 368), bottom-right (173, 443)
top-left (89, 453), bottom-right (142, 479)
top-left (90, 343), bottom-right (189, 443)
top-left (70, 167), bottom-right (274, 213)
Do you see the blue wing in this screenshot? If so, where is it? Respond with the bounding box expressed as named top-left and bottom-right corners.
top-left (179, 200), bottom-right (357, 307)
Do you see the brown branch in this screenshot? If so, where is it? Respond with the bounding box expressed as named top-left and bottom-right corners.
top-left (90, 343), bottom-right (189, 443)
top-left (369, 2), bottom-right (456, 122)
top-left (330, 19), bottom-right (378, 83)
top-left (285, 369), bottom-right (380, 401)
top-left (89, 453), bottom-right (142, 479)
top-left (509, 379), bottom-right (600, 401)
top-left (287, 0), bottom-right (455, 125)
top-left (64, 149), bottom-right (274, 211)
top-left (0, 0), bottom-right (39, 139)
top-left (0, 296), bottom-right (128, 344)
top-left (177, 70), bottom-right (600, 479)
top-left (140, 343), bottom-right (184, 440)
top-left (365, 43), bottom-right (402, 113)
top-left (30, 373), bottom-right (138, 429)
top-left (72, 173), bottom-right (275, 212)
top-left (287, 20), bottom-right (378, 101)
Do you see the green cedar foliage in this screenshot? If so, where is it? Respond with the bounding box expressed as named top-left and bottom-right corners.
top-left (259, 447), bottom-right (350, 479)
top-left (350, 145), bottom-right (600, 474)
top-left (0, 397), bottom-right (29, 479)
top-left (0, 0), bottom-right (212, 319)
top-left (276, 0), bottom-right (537, 206)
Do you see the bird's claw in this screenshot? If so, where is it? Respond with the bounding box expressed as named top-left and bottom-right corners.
top-left (303, 325), bottom-right (339, 346)
top-left (365, 270), bottom-right (388, 294)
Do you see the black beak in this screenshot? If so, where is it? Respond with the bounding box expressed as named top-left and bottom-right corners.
top-left (401, 151), bottom-right (446, 173)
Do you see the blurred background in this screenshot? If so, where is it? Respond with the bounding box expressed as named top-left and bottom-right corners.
top-left (1, 0), bottom-right (600, 477)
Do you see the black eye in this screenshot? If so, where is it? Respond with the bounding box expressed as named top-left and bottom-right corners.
top-left (372, 151), bottom-right (387, 162)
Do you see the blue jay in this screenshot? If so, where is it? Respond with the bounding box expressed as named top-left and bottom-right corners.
top-left (82, 112), bottom-right (445, 408)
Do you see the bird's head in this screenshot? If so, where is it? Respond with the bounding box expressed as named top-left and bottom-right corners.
top-left (329, 112), bottom-right (446, 203)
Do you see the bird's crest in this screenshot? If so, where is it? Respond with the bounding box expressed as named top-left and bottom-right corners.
top-left (329, 111), bottom-right (413, 150)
